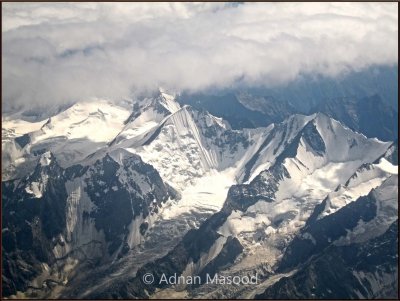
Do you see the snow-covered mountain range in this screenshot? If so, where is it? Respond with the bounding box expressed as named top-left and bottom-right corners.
top-left (1, 90), bottom-right (398, 299)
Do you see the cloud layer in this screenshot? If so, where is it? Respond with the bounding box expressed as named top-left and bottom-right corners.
top-left (2, 2), bottom-right (398, 110)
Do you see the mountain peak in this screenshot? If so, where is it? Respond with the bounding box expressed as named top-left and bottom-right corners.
top-left (157, 90), bottom-right (181, 114)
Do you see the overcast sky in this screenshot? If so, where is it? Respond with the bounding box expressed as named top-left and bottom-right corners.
top-left (2, 2), bottom-right (398, 110)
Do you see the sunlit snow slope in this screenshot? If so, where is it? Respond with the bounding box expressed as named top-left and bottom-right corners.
top-left (2, 90), bottom-right (397, 299)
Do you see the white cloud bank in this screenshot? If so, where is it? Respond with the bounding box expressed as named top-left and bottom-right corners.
top-left (2, 2), bottom-right (398, 110)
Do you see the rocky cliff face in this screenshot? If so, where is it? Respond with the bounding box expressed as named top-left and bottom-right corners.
top-left (2, 150), bottom-right (177, 297)
top-left (2, 91), bottom-right (398, 299)
top-left (66, 112), bottom-right (396, 299)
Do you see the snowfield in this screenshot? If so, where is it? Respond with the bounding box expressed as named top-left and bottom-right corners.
top-left (2, 90), bottom-right (397, 299)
